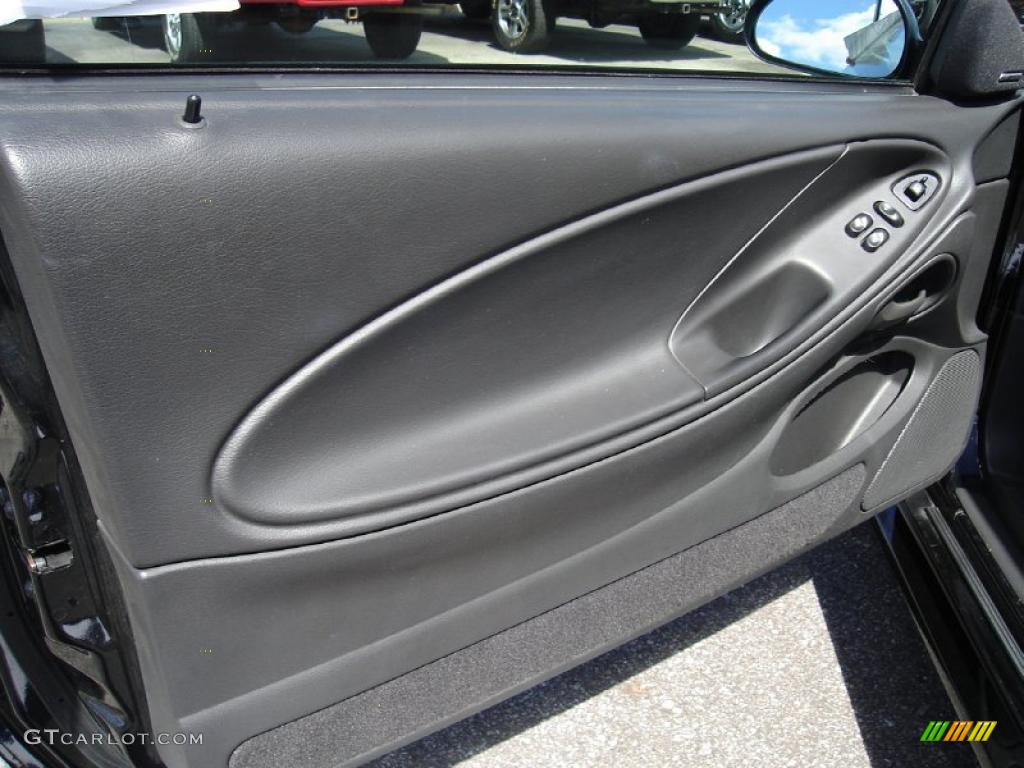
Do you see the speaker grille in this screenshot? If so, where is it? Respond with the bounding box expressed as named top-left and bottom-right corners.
top-left (863, 350), bottom-right (981, 510)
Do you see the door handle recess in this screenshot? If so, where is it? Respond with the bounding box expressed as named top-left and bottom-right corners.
top-left (670, 261), bottom-right (833, 397)
top-left (875, 288), bottom-right (929, 325)
top-left (872, 254), bottom-right (958, 329)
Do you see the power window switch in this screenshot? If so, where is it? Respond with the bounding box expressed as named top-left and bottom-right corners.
top-left (846, 213), bottom-right (873, 237)
top-left (862, 228), bottom-right (889, 252)
top-left (874, 200), bottom-right (904, 227)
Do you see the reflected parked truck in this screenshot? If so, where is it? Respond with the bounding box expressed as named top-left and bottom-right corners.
top-left (0, 2), bottom-right (425, 64)
top-left (455, 0), bottom-right (722, 52)
top-left (150, 1), bottom-right (424, 62)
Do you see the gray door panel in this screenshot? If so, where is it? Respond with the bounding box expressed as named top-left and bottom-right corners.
top-left (0, 73), bottom-right (1018, 768)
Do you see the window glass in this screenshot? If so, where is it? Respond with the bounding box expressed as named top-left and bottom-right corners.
top-left (0, 0), bottom-right (948, 74)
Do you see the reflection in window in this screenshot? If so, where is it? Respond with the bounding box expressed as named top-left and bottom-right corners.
top-left (0, 0), bottom-right (934, 73)
top-left (755, 0), bottom-right (906, 77)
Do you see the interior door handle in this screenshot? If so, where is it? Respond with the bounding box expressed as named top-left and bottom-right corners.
top-left (874, 288), bottom-right (929, 325)
top-left (871, 255), bottom-right (959, 329)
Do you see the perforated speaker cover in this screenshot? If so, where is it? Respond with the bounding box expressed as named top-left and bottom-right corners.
top-left (863, 350), bottom-right (981, 510)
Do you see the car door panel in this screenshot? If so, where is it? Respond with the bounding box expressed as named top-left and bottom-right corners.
top-left (0, 77), bottom-right (1012, 564)
top-left (211, 145), bottom-right (839, 531)
top-left (228, 465), bottom-right (869, 768)
top-left (0, 73), bottom-right (1018, 768)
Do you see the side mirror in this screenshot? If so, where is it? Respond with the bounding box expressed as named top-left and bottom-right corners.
top-left (745, 0), bottom-right (921, 79)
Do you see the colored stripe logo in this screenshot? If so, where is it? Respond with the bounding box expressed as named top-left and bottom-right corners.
top-left (920, 721), bottom-right (997, 742)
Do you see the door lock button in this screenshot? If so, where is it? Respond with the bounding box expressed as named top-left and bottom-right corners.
top-left (874, 200), bottom-right (904, 227)
top-left (862, 228), bottom-right (889, 252)
top-left (846, 213), bottom-right (873, 237)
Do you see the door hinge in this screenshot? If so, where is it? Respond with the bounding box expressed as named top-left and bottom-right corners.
top-left (0, 377), bottom-right (133, 745)
top-left (25, 541), bottom-right (73, 575)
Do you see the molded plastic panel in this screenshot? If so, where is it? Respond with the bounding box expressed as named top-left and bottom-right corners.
top-left (227, 465), bottom-right (869, 768)
top-left (771, 352), bottom-right (913, 476)
top-left (0, 75), bottom-right (1012, 566)
top-left (216, 140), bottom-right (948, 533)
top-left (213, 149), bottom-right (837, 530)
top-left (672, 140), bottom-right (950, 396)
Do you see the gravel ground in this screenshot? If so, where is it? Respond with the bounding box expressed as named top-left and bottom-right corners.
top-left (371, 522), bottom-right (976, 768)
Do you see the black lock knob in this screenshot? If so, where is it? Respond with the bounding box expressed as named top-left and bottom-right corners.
top-left (183, 94), bottom-right (202, 124)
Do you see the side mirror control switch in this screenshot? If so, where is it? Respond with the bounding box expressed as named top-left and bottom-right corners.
top-left (904, 181), bottom-right (927, 202)
top-left (893, 172), bottom-right (941, 211)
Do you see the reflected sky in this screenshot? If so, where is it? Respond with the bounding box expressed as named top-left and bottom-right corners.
top-left (755, 0), bottom-right (905, 77)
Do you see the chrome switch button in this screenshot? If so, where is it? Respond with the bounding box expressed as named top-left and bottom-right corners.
top-left (874, 200), bottom-right (904, 227)
top-left (846, 213), bottom-right (873, 237)
top-left (892, 172), bottom-right (940, 211)
top-left (905, 180), bottom-right (927, 202)
top-left (863, 228), bottom-right (889, 252)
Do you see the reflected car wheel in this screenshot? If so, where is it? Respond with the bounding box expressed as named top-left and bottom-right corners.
top-left (638, 13), bottom-right (700, 50)
top-left (492, 0), bottom-right (549, 52)
top-left (162, 13), bottom-right (209, 64)
top-left (709, 0), bottom-right (749, 43)
top-left (363, 13), bottom-right (423, 59)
